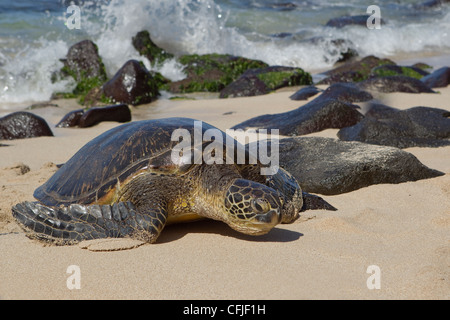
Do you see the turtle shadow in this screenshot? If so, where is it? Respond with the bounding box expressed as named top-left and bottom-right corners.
top-left (156, 220), bottom-right (303, 244)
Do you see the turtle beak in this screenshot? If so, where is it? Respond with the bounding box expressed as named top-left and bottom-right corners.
top-left (254, 208), bottom-right (281, 225)
top-left (228, 209), bottom-right (281, 236)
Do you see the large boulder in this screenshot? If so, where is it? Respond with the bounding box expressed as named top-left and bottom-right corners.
top-left (275, 137), bottom-right (444, 195)
top-left (369, 64), bottom-right (429, 79)
top-left (231, 98), bottom-right (364, 136)
top-left (338, 105), bottom-right (450, 148)
top-left (218, 75), bottom-right (270, 98)
top-left (357, 75), bottom-right (435, 93)
top-left (102, 60), bottom-right (159, 105)
top-left (316, 83), bottom-right (373, 103)
top-left (317, 55), bottom-right (395, 85)
top-left (168, 54), bottom-right (268, 93)
top-left (0, 112), bottom-right (53, 140)
top-left (220, 66), bottom-right (312, 98)
top-left (290, 86), bottom-right (322, 101)
top-left (61, 39), bottom-right (107, 82)
top-left (132, 30), bottom-right (174, 66)
top-left (420, 66), bottom-right (450, 88)
top-left (240, 66), bottom-right (312, 90)
top-left (59, 40), bottom-right (108, 102)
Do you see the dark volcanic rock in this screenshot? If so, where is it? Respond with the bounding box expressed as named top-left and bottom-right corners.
top-left (220, 66), bottom-right (312, 98)
top-left (219, 75), bottom-right (269, 98)
top-left (370, 64), bottom-right (429, 79)
top-left (132, 30), bottom-right (174, 65)
top-left (316, 71), bottom-right (365, 85)
top-left (58, 40), bottom-right (108, 106)
top-left (169, 54), bottom-right (268, 93)
top-left (276, 137), bottom-right (444, 195)
top-left (358, 75), bottom-right (436, 93)
top-left (289, 86), bottom-right (322, 100)
top-left (240, 66), bottom-right (313, 90)
top-left (78, 104), bottom-right (131, 128)
top-left (338, 106), bottom-right (450, 148)
top-left (231, 98), bottom-right (364, 136)
top-left (0, 112), bottom-right (53, 140)
top-left (420, 66), bottom-right (450, 88)
top-left (363, 103), bottom-right (399, 119)
top-left (55, 109), bottom-right (85, 128)
top-left (318, 55), bottom-right (395, 85)
top-left (61, 39), bottom-right (107, 82)
top-left (56, 104), bottom-right (131, 128)
top-left (317, 83), bottom-right (373, 103)
top-left (301, 192), bottom-right (337, 211)
top-left (102, 60), bottom-right (159, 105)
top-left (326, 15), bottom-right (385, 28)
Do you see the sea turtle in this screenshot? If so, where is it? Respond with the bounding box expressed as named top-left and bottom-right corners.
top-left (12, 117), bottom-right (304, 245)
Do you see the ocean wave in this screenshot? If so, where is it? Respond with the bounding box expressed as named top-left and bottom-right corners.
top-left (0, 0), bottom-right (449, 106)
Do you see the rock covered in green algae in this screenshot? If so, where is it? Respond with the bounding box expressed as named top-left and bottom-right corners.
top-left (58, 40), bottom-right (108, 104)
top-left (168, 53), bottom-right (269, 93)
top-left (317, 55), bottom-right (395, 84)
top-left (132, 30), bottom-right (174, 66)
top-left (56, 104), bottom-right (131, 128)
top-left (369, 64), bottom-right (429, 80)
top-left (232, 98), bottom-right (363, 136)
top-left (220, 66), bottom-right (312, 98)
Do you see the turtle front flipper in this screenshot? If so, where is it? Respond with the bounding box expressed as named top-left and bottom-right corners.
top-left (11, 201), bottom-right (167, 245)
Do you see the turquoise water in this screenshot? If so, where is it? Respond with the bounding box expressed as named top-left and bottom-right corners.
top-left (0, 0), bottom-right (449, 107)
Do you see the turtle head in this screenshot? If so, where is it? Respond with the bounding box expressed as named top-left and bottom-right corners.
top-left (223, 179), bottom-right (283, 235)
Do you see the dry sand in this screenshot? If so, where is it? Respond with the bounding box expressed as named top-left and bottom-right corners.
top-left (0, 86), bottom-right (449, 300)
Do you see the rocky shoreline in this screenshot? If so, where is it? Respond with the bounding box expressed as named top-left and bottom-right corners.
top-left (1, 31), bottom-right (449, 202)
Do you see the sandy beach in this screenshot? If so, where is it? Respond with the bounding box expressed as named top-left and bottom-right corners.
top-left (0, 85), bottom-right (449, 300)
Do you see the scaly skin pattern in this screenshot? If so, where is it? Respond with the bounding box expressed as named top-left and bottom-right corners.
top-left (11, 118), bottom-right (303, 245)
top-left (13, 172), bottom-right (192, 245)
top-left (12, 163), bottom-right (297, 244)
top-left (12, 201), bottom-right (147, 245)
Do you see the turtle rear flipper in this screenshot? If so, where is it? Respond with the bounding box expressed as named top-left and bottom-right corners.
top-left (11, 201), bottom-right (166, 245)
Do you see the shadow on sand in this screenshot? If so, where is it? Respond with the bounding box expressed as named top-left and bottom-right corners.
top-left (156, 219), bottom-right (303, 244)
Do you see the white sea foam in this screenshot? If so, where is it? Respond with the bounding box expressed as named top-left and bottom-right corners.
top-left (0, 39), bottom-right (74, 105)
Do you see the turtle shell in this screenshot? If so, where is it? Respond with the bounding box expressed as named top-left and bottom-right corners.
top-left (34, 117), bottom-right (258, 206)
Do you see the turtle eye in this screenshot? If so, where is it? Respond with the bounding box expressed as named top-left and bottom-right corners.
top-left (251, 198), bottom-right (270, 213)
